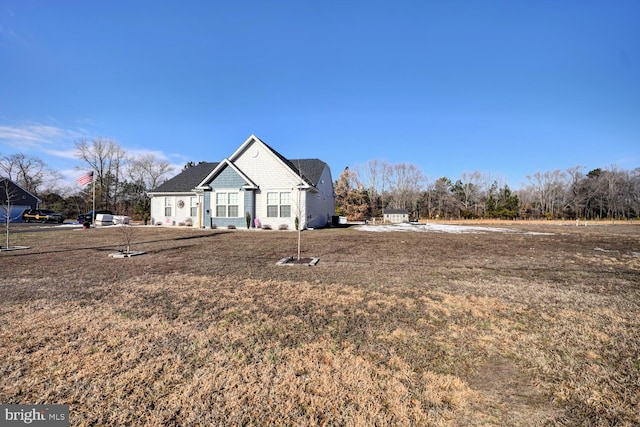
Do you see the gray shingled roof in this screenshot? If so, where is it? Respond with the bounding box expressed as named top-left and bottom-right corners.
top-left (289, 158), bottom-right (328, 187)
top-left (149, 162), bottom-right (218, 193)
top-left (149, 154), bottom-right (328, 194)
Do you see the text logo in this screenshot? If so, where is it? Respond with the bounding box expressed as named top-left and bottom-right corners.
top-left (1, 405), bottom-right (68, 426)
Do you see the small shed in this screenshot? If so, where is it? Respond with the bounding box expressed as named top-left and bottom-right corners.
top-left (383, 208), bottom-right (409, 223)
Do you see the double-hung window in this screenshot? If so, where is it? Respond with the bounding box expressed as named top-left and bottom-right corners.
top-left (267, 192), bottom-right (278, 217)
top-left (216, 193), bottom-right (227, 217)
top-left (164, 197), bottom-right (172, 216)
top-left (267, 192), bottom-right (291, 218)
top-left (228, 193), bottom-right (239, 217)
top-left (215, 192), bottom-right (239, 217)
top-left (190, 197), bottom-right (198, 217)
top-left (279, 192), bottom-right (291, 217)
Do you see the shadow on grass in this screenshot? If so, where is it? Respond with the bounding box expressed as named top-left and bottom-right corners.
top-left (0, 231), bottom-right (231, 257)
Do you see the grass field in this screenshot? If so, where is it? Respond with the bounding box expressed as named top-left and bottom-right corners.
top-left (1, 222), bottom-right (639, 426)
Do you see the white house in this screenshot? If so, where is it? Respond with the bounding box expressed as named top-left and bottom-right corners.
top-left (383, 208), bottom-right (409, 223)
top-left (148, 135), bottom-right (335, 230)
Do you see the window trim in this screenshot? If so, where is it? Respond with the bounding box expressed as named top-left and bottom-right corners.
top-left (190, 196), bottom-right (198, 217)
top-left (214, 191), bottom-right (241, 218)
top-left (164, 197), bottom-right (172, 217)
top-left (267, 191), bottom-right (291, 218)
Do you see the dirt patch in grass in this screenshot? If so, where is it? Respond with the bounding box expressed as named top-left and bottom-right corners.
top-left (1, 224), bottom-right (639, 425)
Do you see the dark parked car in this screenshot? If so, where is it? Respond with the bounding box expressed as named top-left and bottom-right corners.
top-left (22, 209), bottom-right (65, 223)
top-left (77, 210), bottom-right (114, 224)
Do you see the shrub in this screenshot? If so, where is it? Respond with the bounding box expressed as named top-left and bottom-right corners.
top-left (278, 224), bottom-right (289, 230)
top-left (185, 218), bottom-right (193, 227)
top-left (261, 224), bottom-right (272, 230)
top-left (227, 224), bottom-right (236, 230)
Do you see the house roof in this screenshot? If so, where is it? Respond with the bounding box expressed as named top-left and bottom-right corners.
top-left (289, 158), bottom-right (328, 187)
top-left (0, 177), bottom-right (42, 203)
top-left (149, 137), bottom-right (330, 194)
top-left (195, 159), bottom-right (259, 190)
top-left (149, 162), bottom-right (219, 193)
top-left (384, 208), bottom-right (409, 214)
top-left (229, 135), bottom-right (327, 188)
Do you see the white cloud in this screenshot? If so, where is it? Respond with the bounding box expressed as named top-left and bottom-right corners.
top-left (127, 148), bottom-right (171, 161)
top-left (42, 148), bottom-right (81, 160)
top-left (0, 123), bottom-right (85, 150)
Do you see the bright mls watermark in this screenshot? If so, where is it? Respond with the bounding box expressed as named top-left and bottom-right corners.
top-left (0, 405), bottom-right (68, 426)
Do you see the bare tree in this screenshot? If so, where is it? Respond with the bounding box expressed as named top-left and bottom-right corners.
top-left (358, 159), bottom-right (393, 216)
top-left (1, 179), bottom-right (21, 250)
top-left (525, 170), bottom-right (566, 218)
top-left (388, 163), bottom-right (425, 212)
top-left (119, 223), bottom-right (135, 255)
top-left (128, 153), bottom-right (174, 191)
top-left (0, 153), bottom-right (58, 195)
top-left (110, 144), bottom-right (128, 211)
top-left (563, 165), bottom-right (586, 218)
top-left (75, 137), bottom-right (127, 210)
top-left (630, 168), bottom-right (640, 218)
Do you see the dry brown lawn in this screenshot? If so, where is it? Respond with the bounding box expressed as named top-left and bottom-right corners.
top-left (1, 222), bottom-right (639, 426)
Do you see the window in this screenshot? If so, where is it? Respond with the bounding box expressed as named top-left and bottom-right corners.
top-left (215, 192), bottom-right (240, 217)
top-left (190, 197), bottom-right (198, 217)
top-left (216, 193), bottom-right (227, 217)
top-left (164, 197), bottom-right (172, 216)
top-left (267, 192), bottom-right (278, 217)
top-left (228, 192), bottom-right (238, 217)
top-left (267, 192), bottom-right (291, 218)
top-left (279, 192), bottom-right (291, 217)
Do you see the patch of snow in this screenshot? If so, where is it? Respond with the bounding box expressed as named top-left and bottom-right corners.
top-left (357, 222), bottom-right (554, 235)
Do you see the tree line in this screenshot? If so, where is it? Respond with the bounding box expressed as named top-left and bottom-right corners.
top-left (1, 137), bottom-right (173, 220)
top-left (335, 160), bottom-right (640, 221)
top-left (3, 144), bottom-right (638, 222)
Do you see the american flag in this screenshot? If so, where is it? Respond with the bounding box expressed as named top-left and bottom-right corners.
top-left (76, 171), bottom-right (94, 186)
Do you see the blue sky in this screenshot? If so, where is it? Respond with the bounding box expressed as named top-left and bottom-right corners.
top-left (1, 1), bottom-right (638, 191)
